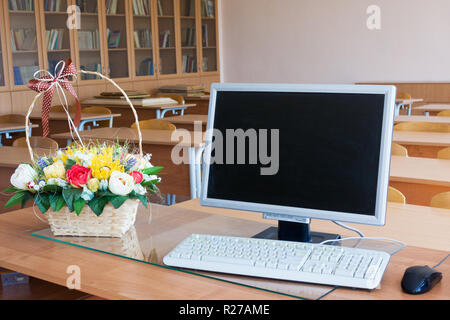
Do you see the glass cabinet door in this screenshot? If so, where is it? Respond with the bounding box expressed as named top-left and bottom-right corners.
top-left (156, 0), bottom-right (177, 76)
top-left (179, 0), bottom-right (197, 74)
top-left (0, 2), bottom-right (7, 88)
top-left (199, 0), bottom-right (217, 73)
top-left (75, 0), bottom-right (103, 80)
top-left (105, 0), bottom-right (130, 79)
top-left (132, 0), bottom-right (155, 78)
top-left (40, 0), bottom-right (74, 74)
top-left (7, 0), bottom-right (42, 86)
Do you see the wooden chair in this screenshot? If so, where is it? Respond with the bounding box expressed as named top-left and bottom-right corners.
top-left (131, 119), bottom-right (176, 131)
top-left (50, 105), bottom-right (77, 113)
top-left (430, 192), bottom-right (450, 210)
top-left (13, 137), bottom-right (58, 150)
top-left (0, 114), bottom-right (27, 124)
top-left (397, 92), bottom-right (412, 115)
top-left (437, 147), bottom-right (450, 160)
top-left (82, 106), bottom-right (113, 128)
top-left (394, 122), bottom-right (450, 133)
top-left (437, 110), bottom-right (450, 117)
top-left (157, 93), bottom-right (185, 105)
top-left (388, 186), bottom-right (406, 204)
top-left (392, 143), bottom-right (408, 157)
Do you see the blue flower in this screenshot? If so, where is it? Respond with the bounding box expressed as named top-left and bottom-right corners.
top-left (125, 157), bottom-right (137, 171)
top-left (37, 158), bottom-right (49, 170)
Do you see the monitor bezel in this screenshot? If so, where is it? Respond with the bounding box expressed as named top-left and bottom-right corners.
top-left (200, 83), bottom-right (396, 227)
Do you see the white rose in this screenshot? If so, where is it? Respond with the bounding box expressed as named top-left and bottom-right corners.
top-left (108, 171), bottom-right (135, 196)
top-left (133, 184), bottom-right (147, 196)
top-left (10, 164), bottom-right (38, 190)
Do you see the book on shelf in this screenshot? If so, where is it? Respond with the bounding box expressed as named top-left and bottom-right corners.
top-left (106, 0), bottom-right (118, 14)
top-left (76, 0), bottom-right (97, 13)
top-left (157, 0), bottom-right (163, 16)
top-left (202, 24), bottom-right (208, 47)
top-left (181, 27), bottom-right (196, 47)
top-left (11, 29), bottom-right (37, 51)
top-left (46, 29), bottom-right (65, 50)
top-left (134, 29), bottom-right (152, 48)
top-left (201, 0), bottom-right (214, 18)
top-left (202, 57), bottom-right (208, 72)
top-left (78, 30), bottom-right (100, 49)
top-left (44, 0), bottom-right (64, 12)
top-left (81, 63), bottom-right (101, 80)
top-left (159, 84), bottom-right (204, 93)
top-left (13, 65), bottom-right (39, 85)
top-left (180, 0), bottom-right (196, 16)
top-left (133, 0), bottom-right (150, 15)
top-left (159, 30), bottom-right (170, 48)
top-left (138, 58), bottom-right (154, 76)
top-left (8, 0), bottom-right (34, 11)
top-left (182, 55), bottom-right (197, 73)
top-left (107, 29), bottom-right (122, 49)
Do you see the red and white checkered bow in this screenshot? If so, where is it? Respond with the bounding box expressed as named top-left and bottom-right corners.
top-left (27, 59), bottom-right (81, 138)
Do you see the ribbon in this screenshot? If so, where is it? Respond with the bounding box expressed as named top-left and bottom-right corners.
top-left (27, 59), bottom-right (81, 138)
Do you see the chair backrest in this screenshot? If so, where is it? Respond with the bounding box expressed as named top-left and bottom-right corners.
top-left (394, 122), bottom-right (450, 133)
top-left (0, 114), bottom-right (27, 124)
top-left (13, 137), bottom-right (59, 150)
top-left (50, 105), bottom-right (77, 113)
top-left (391, 143), bottom-right (408, 157)
top-left (437, 110), bottom-right (450, 117)
top-left (437, 147), bottom-right (450, 160)
top-left (82, 106), bottom-right (112, 114)
top-left (131, 119), bottom-right (176, 131)
top-left (157, 93), bottom-right (185, 105)
top-left (430, 192), bottom-right (450, 210)
top-left (397, 92), bottom-right (412, 100)
top-left (388, 186), bottom-right (406, 204)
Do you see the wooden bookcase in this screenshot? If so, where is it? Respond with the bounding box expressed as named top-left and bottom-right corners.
top-left (0, 0), bottom-right (220, 114)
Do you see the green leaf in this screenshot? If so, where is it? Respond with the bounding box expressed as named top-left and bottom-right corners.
top-left (62, 188), bottom-right (83, 212)
top-left (4, 191), bottom-right (27, 209)
top-left (21, 192), bottom-right (35, 209)
top-left (141, 179), bottom-right (161, 188)
top-left (49, 193), bottom-right (66, 212)
top-left (88, 197), bottom-right (109, 216)
top-left (65, 159), bottom-right (77, 170)
top-left (73, 198), bottom-right (86, 216)
top-left (142, 166), bottom-right (164, 175)
top-left (42, 184), bottom-right (63, 193)
top-left (35, 193), bottom-right (50, 214)
top-left (131, 192), bottom-right (148, 208)
top-left (109, 195), bottom-right (129, 209)
top-left (2, 186), bottom-right (21, 194)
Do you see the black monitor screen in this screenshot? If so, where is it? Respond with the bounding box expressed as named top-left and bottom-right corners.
top-left (206, 91), bottom-right (386, 216)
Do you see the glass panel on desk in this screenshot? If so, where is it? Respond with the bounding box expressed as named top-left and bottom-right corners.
top-left (31, 203), bottom-right (337, 300)
top-left (106, 0), bottom-right (129, 78)
top-left (157, 0), bottom-right (177, 75)
top-left (132, 0), bottom-right (155, 77)
top-left (43, 0), bottom-right (72, 73)
top-left (9, 0), bottom-right (40, 85)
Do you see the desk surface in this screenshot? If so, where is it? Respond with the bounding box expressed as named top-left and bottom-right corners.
top-left (0, 123), bottom-right (38, 131)
top-left (29, 112), bottom-right (121, 121)
top-left (396, 98), bottom-right (424, 104)
top-left (82, 98), bottom-right (196, 110)
top-left (393, 131), bottom-right (450, 147)
top-left (415, 104), bottom-right (450, 112)
top-left (0, 205), bottom-right (448, 300)
top-left (394, 115), bottom-right (450, 124)
top-left (163, 114), bottom-right (208, 125)
top-left (51, 127), bottom-right (205, 148)
top-left (0, 146), bottom-right (54, 166)
top-left (390, 156), bottom-right (450, 187)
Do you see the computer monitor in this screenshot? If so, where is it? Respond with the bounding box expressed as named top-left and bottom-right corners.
top-left (200, 83), bottom-right (396, 243)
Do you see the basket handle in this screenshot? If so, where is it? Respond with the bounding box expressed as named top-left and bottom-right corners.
top-left (24, 70), bottom-right (144, 161)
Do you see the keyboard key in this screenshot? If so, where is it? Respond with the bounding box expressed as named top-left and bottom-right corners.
top-left (202, 255), bottom-right (255, 266)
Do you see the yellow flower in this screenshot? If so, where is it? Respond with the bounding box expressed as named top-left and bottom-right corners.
top-left (87, 178), bottom-right (100, 192)
top-left (90, 148), bottom-right (124, 180)
top-left (44, 161), bottom-right (66, 180)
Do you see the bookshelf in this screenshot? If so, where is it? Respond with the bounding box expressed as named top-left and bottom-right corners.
top-left (156, 0), bottom-right (177, 76)
top-left (180, 0), bottom-right (197, 74)
top-left (199, 0), bottom-right (217, 73)
top-left (0, 1), bottom-right (8, 89)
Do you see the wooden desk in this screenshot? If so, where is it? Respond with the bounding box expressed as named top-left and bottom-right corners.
top-left (395, 98), bottom-right (424, 116)
top-left (185, 96), bottom-right (210, 115)
top-left (163, 114), bottom-right (208, 131)
top-left (82, 98), bottom-right (197, 128)
top-left (394, 115), bottom-right (450, 125)
top-left (51, 127), bottom-right (205, 199)
top-left (393, 131), bottom-right (450, 158)
top-left (390, 156), bottom-right (450, 206)
top-left (414, 104), bottom-right (450, 116)
top-left (0, 205), bottom-right (447, 300)
top-left (0, 123), bottom-right (39, 146)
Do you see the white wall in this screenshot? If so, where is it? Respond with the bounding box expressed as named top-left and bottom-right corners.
top-left (219, 0), bottom-right (450, 84)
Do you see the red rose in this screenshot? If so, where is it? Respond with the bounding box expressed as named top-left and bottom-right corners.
top-left (66, 165), bottom-right (92, 188)
top-left (130, 171), bottom-right (143, 184)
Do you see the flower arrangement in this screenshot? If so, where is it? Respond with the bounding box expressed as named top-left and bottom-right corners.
top-left (3, 141), bottom-right (162, 217)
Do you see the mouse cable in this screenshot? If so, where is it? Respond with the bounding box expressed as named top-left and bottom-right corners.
top-left (432, 254), bottom-right (449, 270)
top-left (319, 236), bottom-right (407, 256)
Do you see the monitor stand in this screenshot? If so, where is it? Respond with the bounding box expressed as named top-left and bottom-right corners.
top-left (252, 212), bottom-right (341, 245)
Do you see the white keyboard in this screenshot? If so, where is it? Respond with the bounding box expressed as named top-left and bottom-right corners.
top-left (163, 234), bottom-right (391, 290)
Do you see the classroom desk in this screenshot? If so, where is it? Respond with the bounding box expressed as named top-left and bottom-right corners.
top-left (0, 123), bottom-right (39, 146)
top-left (414, 104), bottom-right (450, 116)
top-left (163, 114), bottom-right (208, 131)
top-left (0, 204), bottom-right (448, 300)
top-left (29, 112), bottom-right (121, 135)
top-left (81, 98), bottom-right (197, 127)
top-left (394, 115), bottom-right (450, 125)
top-left (395, 98), bottom-right (424, 116)
top-left (393, 131), bottom-right (450, 158)
top-left (51, 127), bottom-right (205, 199)
top-left (184, 96), bottom-right (210, 115)
top-left (390, 156), bottom-right (450, 206)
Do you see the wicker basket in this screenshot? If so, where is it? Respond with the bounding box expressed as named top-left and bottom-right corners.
top-left (47, 199), bottom-right (140, 238)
